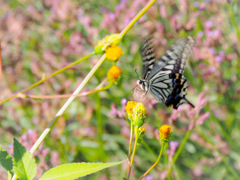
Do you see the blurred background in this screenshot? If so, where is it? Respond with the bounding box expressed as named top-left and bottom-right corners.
top-left (1, 0), bottom-right (240, 179)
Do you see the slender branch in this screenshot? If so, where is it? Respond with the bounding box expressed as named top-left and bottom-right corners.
top-left (119, 0), bottom-right (156, 39)
top-left (0, 53), bottom-right (94, 104)
top-left (127, 129), bottom-right (138, 180)
top-left (22, 78), bottom-right (110, 100)
top-left (12, 54), bottom-right (106, 180)
top-left (167, 130), bottom-right (191, 177)
top-left (128, 123), bottom-right (134, 160)
top-left (126, 123), bottom-right (134, 178)
top-left (139, 142), bottom-right (166, 180)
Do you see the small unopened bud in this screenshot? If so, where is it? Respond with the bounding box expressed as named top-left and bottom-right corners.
top-left (107, 66), bottom-right (121, 83)
top-left (159, 125), bottom-right (172, 142)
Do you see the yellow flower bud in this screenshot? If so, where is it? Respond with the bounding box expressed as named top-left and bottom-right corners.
top-left (125, 101), bottom-right (137, 121)
top-left (159, 125), bottom-right (172, 142)
top-left (139, 127), bottom-right (145, 133)
top-left (107, 66), bottom-right (121, 83)
top-left (132, 103), bottom-right (146, 128)
top-left (125, 101), bottom-right (146, 127)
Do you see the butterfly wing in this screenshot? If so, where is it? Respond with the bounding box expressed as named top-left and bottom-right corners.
top-left (141, 38), bottom-right (156, 80)
top-left (150, 74), bottom-right (175, 102)
top-left (164, 76), bottom-right (195, 109)
top-left (148, 37), bottom-right (195, 107)
top-left (147, 36), bottom-right (195, 80)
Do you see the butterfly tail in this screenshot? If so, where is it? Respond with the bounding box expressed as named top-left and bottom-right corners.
top-left (174, 97), bottom-right (195, 109)
top-left (184, 97), bottom-right (195, 108)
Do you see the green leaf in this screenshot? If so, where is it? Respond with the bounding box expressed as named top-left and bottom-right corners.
top-left (12, 138), bottom-right (37, 180)
top-left (40, 160), bottom-right (125, 180)
top-left (0, 145), bottom-right (13, 174)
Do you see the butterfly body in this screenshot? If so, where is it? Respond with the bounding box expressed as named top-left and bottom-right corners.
top-left (138, 37), bottom-right (195, 109)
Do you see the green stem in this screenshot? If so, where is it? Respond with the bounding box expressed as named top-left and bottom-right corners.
top-left (0, 53), bottom-right (94, 105)
top-left (139, 142), bottom-right (166, 180)
top-left (127, 129), bottom-right (139, 180)
top-left (119, 0), bottom-right (156, 39)
top-left (167, 130), bottom-right (191, 177)
top-left (128, 123), bottom-right (134, 160)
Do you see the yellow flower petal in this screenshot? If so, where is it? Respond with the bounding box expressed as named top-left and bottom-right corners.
top-left (106, 46), bottom-right (123, 61)
top-left (125, 101), bottom-right (137, 114)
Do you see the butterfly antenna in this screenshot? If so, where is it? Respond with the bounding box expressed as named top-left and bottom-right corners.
top-left (135, 68), bottom-right (140, 79)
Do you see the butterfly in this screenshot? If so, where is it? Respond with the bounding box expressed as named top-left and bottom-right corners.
top-left (137, 36), bottom-right (195, 109)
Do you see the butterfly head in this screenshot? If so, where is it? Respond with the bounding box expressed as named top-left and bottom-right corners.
top-left (137, 79), bottom-right (148, 92)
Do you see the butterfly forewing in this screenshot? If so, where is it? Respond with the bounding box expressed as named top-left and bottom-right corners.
top-left (147, 36), bottom-right (195, 80)
top-left (141, 38), bottom-right (156, 80)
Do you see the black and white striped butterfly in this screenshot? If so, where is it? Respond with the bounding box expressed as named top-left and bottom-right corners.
top-left (137, 36), bottom-right (195, 109)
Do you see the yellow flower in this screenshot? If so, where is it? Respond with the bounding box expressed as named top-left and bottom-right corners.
top-left (107, 66), bottom-right (121, 83)
top-left (159, 125), bottom-right (172, 142)
top-left (125, 101), bottom-right (146, 127)
top-left (106, 46), bottom-right (123, 61)
top-left (125, 101), bottom-right (137, 114)
top-left (94, 34), bottom-right (121, 54)
top-left (132, 103), bottom-right (146, 128)
top-left (125, 101), bottom-right (137, 121)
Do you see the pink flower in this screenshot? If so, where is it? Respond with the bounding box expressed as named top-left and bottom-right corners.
top-left (160, 5), bottom-right (168, 18)
top-left (204, 21), bottom-right (213, 31)
top-left (143, 174), bottom-right (154, 180)
top-left (196, 112), bottom-right (210, 125)
top-left (110, 103), bottom-right (119, 117)
top-left (215, 56), bottom-right (223, 63)
top-left (50, 151), bottom-right (60, 166)
top-left (194, 92), bottom-right (209, 115)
